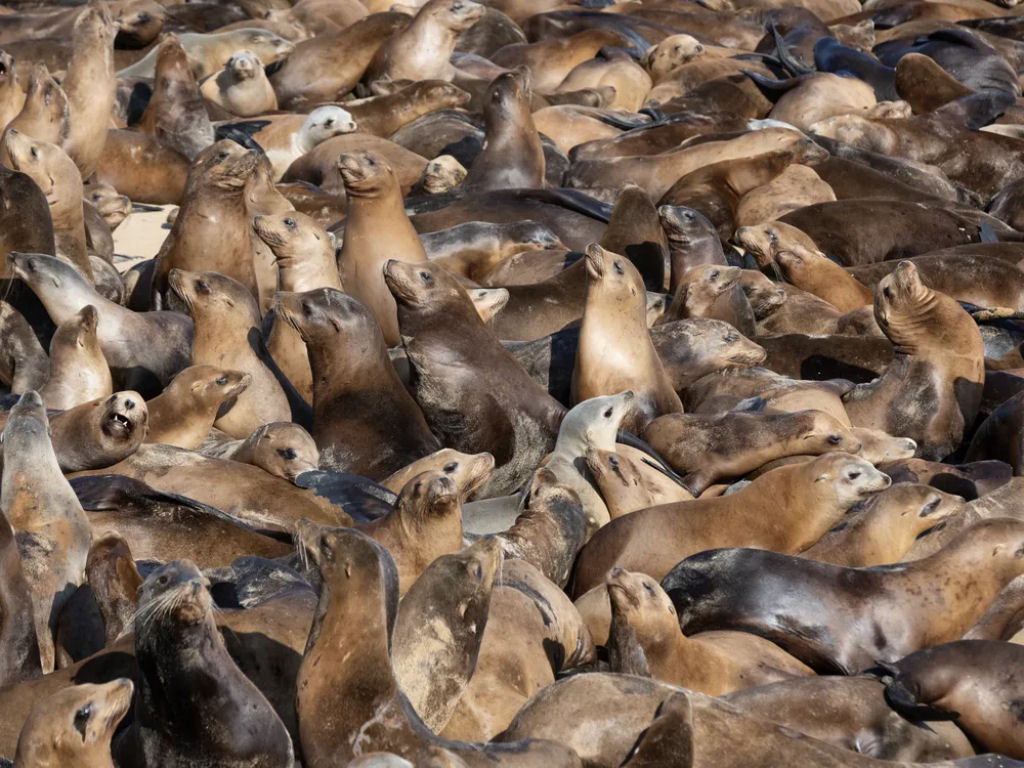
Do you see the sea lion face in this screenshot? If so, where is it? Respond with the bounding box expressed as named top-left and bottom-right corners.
top-left (584, 243), bottom-right (644, 302)
top-left (420, 155), bottom-right (466, 195)
top-left (734, 224), bottom-right (780, 266)
top-left (809, 114), bottom-right (894, 154)
top-left (276, 287), bottom-right (377, 346)
top-left (435, 0), bottom-right (485, 31)
top-left (3, 130), bottom-right (56, 195)
top-left (562, 391), bottom-right (635, 449)
top-left (419, 80), bottom-right (472, 109)
top-left (68, 304), bottom-right (99, 346)
top-left (606, 567), bottom-right (677, 634)
top-left (13, 679), bottom-right (133, 766)
top-left (136, 559), bottom-right (212, 628)
top-left (740, 270), bottom-right (787, 318)
top-left (99, 391), bottom-right (148, 443)
top-left (811, 452), bottom-right (891, 507)
top-left (234, 28), bottom-right (295, 64)
top-left (384, 260), bottom-right (464, 309)
top-left (191, 367), bottom-right (251, 404)
top-left (337, 150), bottom-right (391, 195)
top-left (87, 184), bottom-right (132, 229)
top-left (227, 50), bottom-right (262, 81)
top-left (253, 211), bottom-right (324, 256)
top-left (300, 525), bottom-right (393, 591)
top-left (3, 389), bottom-right (48, 441)
top-left (304, 106), bottom-right (357, 145)
top-left (586, 448), bottom-right (641, 492)
top-left (644, 34), bottom-right (705, 78)
top-left (7, 251), bottom-right (76, 291)
top-left (115, 0), bottom-right (165, 48)
top-left (882, 483), bottom-right (964, 521)
top-left (851, 428), bottom-right (917, 464)
top-left (686, 265), bottom-right (741, 297)
top-left (399, 470), bottom-right (464, 520)
top-left (193, 139), bottom-right (259, 190)
top-left (488, 68), bottom-right (530, 116)
top-left (800, 411), bottom-right (860, 454)
top-left (154, 33), bottom-right (191, 82)
top-left (658, 205), bottom-right (713, 248)
top-left (696, 319), bottom-right (767, 366)
top-left (875, 261), bottom-right (932, 333)
top-left (248, 422), bottom-right (320, 480)
top-left (169, 268), bottom-right (257, 323)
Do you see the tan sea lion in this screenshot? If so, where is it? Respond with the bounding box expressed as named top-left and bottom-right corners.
top-left (0, 62), bottom-right (69, 157)
top-left (217, 421), bottom-right (319, 481)
top-left (586, 447), bottom-right (693, 519)
top-left (572, 244), bottom-right (680, 429)
top-left (48, 391), bottom-right (148, 473)
top-left (62, 0), bottom-right (116, 177)
top-left (144, 365), bottom-right (250, 449)
top-left (117, 28), bottom-right (295, 80)
top-left (774, 243), bottom-right (874, 312)
top-left (93, 129), bottom-right (189, 205)
top-left (735, 164), bottom-right (836, 227)
top-left (243, 151), bottom-right (294, 314)
top-left (368, 0), bottom-right (484, 82)
top-left (200, 49), bottom-right (277, 117)
top-left (490, 29), bottom-right (624, 92)
top-left (572, 452), bottom-right (891, 595)
top-left (555, 52), bottom-right (652, 113)
top-left (38, 305), bottom-right (111, 411)
top-left (668, 264), bottom-right (755, 336)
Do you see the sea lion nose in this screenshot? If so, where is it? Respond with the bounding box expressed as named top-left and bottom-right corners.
top-left (124, 398), bottom-right (135, 410)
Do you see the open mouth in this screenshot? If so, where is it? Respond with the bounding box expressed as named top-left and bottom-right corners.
top-left (108, 412), bottom-right (131, 434)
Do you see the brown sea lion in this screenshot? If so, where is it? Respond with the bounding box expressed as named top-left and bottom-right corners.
top-left (967, 388), bottom-right (1024, 473)
top-left (203, 422), bottom-right (319, 481)
top-left (572, 244), bottom-right (680, 429)
top-left (774, 243), bottom-right (874, 312)
top-left (572, 452), bottom-right (890, 595)
top-left (346, 80), bottom-right (471, 138)
top-left (38, 305), bottom-right (111, 411)
top-left (669, 264), bottom-right (755, 336)
top-left (93, 130), bottom-right (189, 205)
top-left (169, 269), bottom-right (291, 439)
top-left (490, 29), bottom-right (625, 92)
top-left (1, 391), bottom-right (91, 674)
top-left (200, 50), bottom-right (277, 117)
top-left (337, 150), bottom-right (428, 346)
top-left (117, 28), bottom-right (295, 80)
top-left (1, 62), bottom-right (69, 156)
top-left (586, 448), bottom-right (693, 519)
top-left (48, 391), bottom-right (148, 473)
top-left (62, 0), bottom-right (116, 177)
top-left (843, 261), bottom-right (984, 460)
top-left (0, 501), bottom-right (39, 686)
top-left (275, 288), bottom-right (440, 479)
top-left (368, 0), bottom-right (484, 82)
top-left (144, 365), bottom-right (250, 449)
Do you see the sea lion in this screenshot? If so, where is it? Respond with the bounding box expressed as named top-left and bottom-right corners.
top-left (117, 28), bottom-right (295, 80)
top-left (668, 264), bottom-right (756, 337)
top-left (414, 155), bottom-right (466, 195)
top-left (206, 421), bottom-right (320, 481)
top-left (345, 80), bottom-right (471, 138)
top-left (1, 63), bottom-right (70, 158)
top-left (586, 447), bottom-right (693, 518)
top-left (200, 50), bottom-right (277, 117)
top-left (645, 409), bottom-right (859, 495)
top-left (800, 482), bottom-right (965, 566)
top-left (152, 141), bottom-right (259, 309)
top-left (967, 388), bottom-right (1024, 473)
top-left (663, 517), bottom-right (1024, 673)
top-left (368, 0), bottom-right (484, 82)
top-left (3, 130), bottom-right (91, 283)
top-left (392, 538), bottom-right (501, 732)
top-left (234, 106), bottom-right (357, 180)
top-left (169, 269), bottom-right (291, 439)
top-left (120, 560), bottom-right (294, 768)
top-left (774, 243), bottom-right (874, 312)
top-left (48, 391), bottom-right (148, 473)
top-left (136, 34), bottom-right (214, 161)
top-left (0, 51), bottom-right (24, 131)
top-left (337, 150), bottom-right (428, 347)
top-left (0, 391), bottom-right (91, 674)
top-left (38, 305), bottom-right (111, 411)
top-left (463, 68), bottom-right (545, 193)
top-left (385, 259), bottom-right (566, 497)
top-left (144, 366), bottom-right (250, 449)
top-left (572, 452), bottom-right (890, 595)
top-left (0, 500), bottom-right (39, 687)
top-left (843, 261), bottom-right (984, 460)
top-left (62, 0), bottom-right (116, 177)
top-left (605, 567), bottom-right (812, 694)
top-left (490, 29), bottom-right (625, 91)
top-left (0, 300), bottom-right (48, 395)
top-left (242, 152), bottom-right (294, 315)
top-left (13, 679), bottom-right (132, 768)
top-left (275, 288), bottom-right (440, 479)
top-left (881, 640), bottom-right (1024, 759)
top-left (572, 244), bottom-right (680, 429)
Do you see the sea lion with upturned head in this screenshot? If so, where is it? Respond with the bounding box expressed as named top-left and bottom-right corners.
top-left (663, 517), bottom-right (1024, 673)
top-left (144, 366), bottom-right (250, 449)
top-left (62, 0), bottom-right (116, 177)
top-left (1, 391), bottom-right (91, 674)
top-left (368, 0), bottom-right (484, 82)
top-left (47, 391), bottom-right (148, 473)
top-left (337, 150), bottom-right (428, 347)
top-left (1, 63), bottom-right (69, 158)
top-left (169, 269), bottom-right (291, 439)
top-left (572, 452), bottom-right (891, 595)
top-left (276, 288), bottom-right (440, 479)
top-left (200, 50), bottom-right (277, 117)
top-left (39, 305), bottom-right (111, 411)
top-left (385, 259), bottom-right (566, 497)
top-left (843, 261), bottom-right (984, 460)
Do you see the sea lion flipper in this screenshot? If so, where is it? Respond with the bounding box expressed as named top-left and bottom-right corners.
top-left (884, 678), bottom-right (961, 722)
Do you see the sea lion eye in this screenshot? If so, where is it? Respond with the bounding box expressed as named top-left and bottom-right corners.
top-left (215, 375), bottom-right (228, 385)
top-left (643, 583), bottom-right (654, 594)
top-left (603, 408), bottom-right (613, 418)
top-left (29, 146), bottom-right (37, 159)
top-left (284, 218), bottom-right (295, 228)
top-left (847, 470), bottom-right (862, 480)
top-left (157, 574), bottom-right (169, 585)
top-left (420, 271), bottom-right (432, 284)
top-left (725, 333), bottom-right (738, 343)
top-left (73, 704), bottom-right (92, 738)
top-left (472, 563), bottom-right (482, 579)
top-left (443, 462), bottom-right (458, 472)
top-left (613, 261), bottom-right (624, 275)
top-left (195, 279), bottom-right (210, 294)
top-left (883, 287), bottom-right (893, 299)
top-left (710, 269), bottom-right (720, 280)
top-left (827, 435), bottom-right (842, 445)
top-left (278, 448), bottom-right (297, 460)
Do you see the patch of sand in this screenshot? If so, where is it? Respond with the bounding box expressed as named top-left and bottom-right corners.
top-left (112, 204), bottom-right (174, 273)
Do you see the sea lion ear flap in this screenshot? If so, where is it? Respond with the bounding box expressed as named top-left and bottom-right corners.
top-left (620, 693), bottom-right (695, 768)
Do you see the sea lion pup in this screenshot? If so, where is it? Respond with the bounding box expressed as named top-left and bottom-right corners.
top-left (539, 391), bottom-right (636, 533)
top-left (38, 305), bottom-right (111, 411)
top-left (606, 568), bottom-right (812, 694)
top-left (119, 560), bottom-right (293, 768)
top-left (144, 366), bottom-right (250, 449)
top-left (572, 452), bottom-right (890, 595)
top-left (462, 68), bottom-right (544, 193)
top-left (254, 212), bottom-right (341, 400)
top-left (1, 391), bottom-right (91, 674)
top-left (800, 483), bottom-right (965, 566)
top-left (137, 34), bottom-right (214, 161)
top-left (843, 261), bottom-right (985, 460)
top-left (573, 244), bottom-right (680, 430)
top-left (152, 141), bottom-right (260, 310)
top-left (384, 260), bottom-right (566, 497)
top-left (7, 253), bottom-right (191, 389)
top-left (47, 391), bottom-right (148, 473)
top-left (337, 150), bottom-right (427, 346)
top-left (276, 288), bottom-right (440, 479)
top-left (664, 517), bottom-right (1024, 674)
top-left (1, 63), bottom-right (69, 158)
top-left (247, 106), bottom-right (357, 180)
top-left (206, 421), bottom-right (320, 481)
top-left (14, 679), bottom-right (132, 768)
top-left (296, 526), bottom-right (580, 767)
top-left (169, 269), bottom-right (290, 439)
top-left (200, 49), bottom-right (277, 117)
top-left (392, 538), bottom-right (501, 732)
top-left (357, 456), bottom-right (493, 593)
top-left (3, 130), bottom-right (91, 282)
top-left (774, 243), bottom-right (874, 312)
top-left (644, 410), bottom-right (859, 495)
top-left (881, 640), bottom-right (1024, 759)
top-left (368, 0), bottom-right (484, 82)
top-left (62, 0), bottom-right (116, 177)
top-left (586, 448), bottom-right (694, 518)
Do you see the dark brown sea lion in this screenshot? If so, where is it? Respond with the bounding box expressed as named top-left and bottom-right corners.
top-left (384, 259), bottom-right (566, 497)
top-left (144, 365), bottom-right (250, 450)
top-left (38, 305), bottom-right (111, 411)
top-left (1, 391), bottom-right (91, 674)
top-left (276, 288), bottom-right (440, 479)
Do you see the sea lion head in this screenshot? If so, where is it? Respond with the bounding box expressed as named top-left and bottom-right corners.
top-left (23, 62), bottom-right (70, 132)
top-left (416, 80), bottom-right (472, 110)
top-left (658, 205), bottom-right (716, 249)
top-left (682, 264), bottom-right (741, 298)
top-left (586, 448), bottom-right (643, 495)
top-left (192, 139), bottom-right (259, 190)
top-left (774, 243), bottom-right (829, 279)
top-left (3, 129), bottom-right (57, 195)
top-left (383, 259), bottom-right (468, 313)
top-left (486, 67), bottom-right (531, 119)
top-left (851, 428), bottom-right (917, 464)
top-left (59, 303), bottom-right (99, 349)
top-left (430, 0), bottom-right (485, 31)
top-left (337, 149), bottom-right (393, 196)
top-left (467, 287), bottom-right (507, 323)
top-left (74, 0), bottom-right (116, 46)
top-left (173, 364), bottom-right (251, 407)
top-left (226, 50), bottom-right (262, 81)
top-left (3, 389), bottom-right (48, 441)
top-left (253, 211), bottom-right (326, 257)
top-left (606, 566), bottom-right (677, 637)
top-left (809, 114), bottom-right (895, 154)
top-left (303, 105), bottom-right (357, 146)
top-left (689, 318), bottom-right (768, 368)
top-left (245, 422), bottom-right (320, 481)
top-left (809, 452), bottom-right (891, 508)
top-left (99, 391), bottom-right (149, 444)
top-left (169, 268), bottom-right (260, 325)
top-left (875, 261), bottom-right (935, 338)
top-left (396, 469), bottom-right (465, 521)
top-left (232, 28), bottom-right (295, 66)
top-left (797, 410), bottom-right (861, 455)
top-left (559, 391), bottom-right (636, 451)
top-left (13, 679), bottom-right (133, 767)
top-left (87, 183), bottom-right (132, 229)
top-left (861, 482), bottom-right (964, 524)
top-left (136, 559), bottom-right (212, 630)
top-left (584, 243), bottom-right (645, 305)
top-left (738, 270), bottom-right (787, 319)
top-left (153, 33), bottom-right (191, 83)
top-left (115, 0), bottom-right (165, 48)
top-left (298, 524), bottom-right (398, 603)
top-left (644, 34), bottom-right (705, 78)
top-left (418, 155), bottom-right (466, 195)
top-left (276, 287), bottom-right (379, 347)
top-left (7, 251), bottom-right (82, 293)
